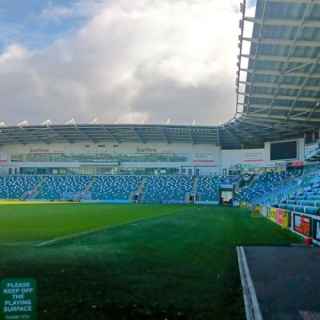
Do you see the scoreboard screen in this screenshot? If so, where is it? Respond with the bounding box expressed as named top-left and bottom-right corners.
top-left (270, 141), bottom-right (297, 160)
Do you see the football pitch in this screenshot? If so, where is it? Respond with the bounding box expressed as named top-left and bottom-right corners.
top-left (0, 203), bottom-right (301, 319)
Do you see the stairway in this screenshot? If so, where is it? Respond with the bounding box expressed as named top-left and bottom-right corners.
top-left (131, 177), bottom-right (148, 203)
top-left (80, 176), bottom-right (96, 200)
top-left (192, 176), bottom-right (199, 194)
top-left (246, 174), bottom-right (259, 188)
top-left (22, 176), bottom-right (48, 200)
top-left (184, 176), bottom-right (198, 203)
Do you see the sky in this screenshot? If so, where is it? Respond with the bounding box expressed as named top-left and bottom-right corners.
top-left (0, 0), bottom-right (256, 126)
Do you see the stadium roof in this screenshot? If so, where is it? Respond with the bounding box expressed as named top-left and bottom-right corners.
top-left (0, 124), bottom-right (223, 146)
top-left (1, 0), bottom-right (320, 149)
top-left (230, 0), bottom-right (320, 144)
top-left (0, 122), bottom-right (291, 149)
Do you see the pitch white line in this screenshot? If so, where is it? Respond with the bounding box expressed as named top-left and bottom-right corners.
top-left (36, 207), bottom-right (193, 247)
top-left (0, 241), bottom-right (37, 247)
top-left (35, 224), bottom-right (118, 247)
top-left (237, 246), bottom-right (263, 320)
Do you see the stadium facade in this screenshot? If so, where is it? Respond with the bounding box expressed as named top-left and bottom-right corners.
top-left (1, 0), bottom-right (320, 175)
top-left (0, 0), bottom-right (320, 204)
top-left (0, 124), bottom-right (306, 176)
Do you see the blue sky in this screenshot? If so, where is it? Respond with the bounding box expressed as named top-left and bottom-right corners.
top-left (0, 0), bottom-right (95, 51)
top-left (0, 0), bottom-right (256, 53)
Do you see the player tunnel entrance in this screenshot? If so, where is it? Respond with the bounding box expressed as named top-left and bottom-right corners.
top-left (219, 183), bottom-right (234, 206)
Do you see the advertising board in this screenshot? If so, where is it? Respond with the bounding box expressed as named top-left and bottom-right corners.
top-left (293, 214), bottom-right (312, 237)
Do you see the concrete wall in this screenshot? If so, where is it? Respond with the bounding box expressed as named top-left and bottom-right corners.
top-left (0, 141), bottom-right (222, 173)
top-left (221, 149), bottom-right (266, 170)
top-left (0, 141), bottom-right (220, 156)
top-left (0, 138), bottom-right (308, 174)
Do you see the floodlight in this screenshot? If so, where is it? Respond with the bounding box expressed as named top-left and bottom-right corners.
top-left (65, 118), bottom-right (76, 125)
top-left (17, 120), bottom-right (29, 127)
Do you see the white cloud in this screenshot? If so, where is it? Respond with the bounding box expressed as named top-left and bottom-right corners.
top-left (0, 44), bottom-right (27, 63)
top-left (0, 0), bottom-right (242, 125)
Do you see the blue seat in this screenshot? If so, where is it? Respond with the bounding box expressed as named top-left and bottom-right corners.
top-left (0, 175), bottom-right (41, 199)
top-left (197, 176), bottom-right (220, 201)
top-left (91, 175), bottom-right (143, 201)
top-left (143, 175), bottom-right (193, 203)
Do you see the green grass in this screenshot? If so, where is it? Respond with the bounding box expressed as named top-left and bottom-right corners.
top-left (0, 203), bottom-right (183, 243)
top-left (0, 204), bottom-right (301, 320)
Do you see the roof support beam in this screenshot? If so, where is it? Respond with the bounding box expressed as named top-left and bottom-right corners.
top-left (228, 125), bottom-right (254, 138)
top-left (244, 17), bottom-right (320, 28)
top-left (0, 131), bottom-right (22, 145)
top-left (236, 119), bottom-right (293, 136)
top-left (161, 127), bottom-right (171, 144)
top-left (0, 125), bottom-right (223, 147)
top-left (242, 54), bottom-right (319, 64)
top-left (226, 118), bottom-right (266, 140)
top-left (45, 127), bottom-right (73, 144)
top-left (75, 127), bottom-right (97, 143)
top-left (254, 0), bottom-right (314, 120)
top-left (268, 0), bottom-right (320, 3)
top-left (239, 81), bottom-right (320, 92)
top-left (216, 127), bottom-right (220, 146)
top-left (307, 101), bottom-right (320, 120)
top-left (229, 123), bottom-right (266, 140)
top-left (245, 113), bottom-right (320, 123)
top-left (238, 0), bottom-right (319, 127)
top-left (241, 114), bottom-right (318, 128)
top-left (286, 50), bottom-right (320, 118)
top-left (240, 68), bottom-right (320, 78)
top-left (226, 126), bottom-right (265, 146)
top-left (103, 126), bottom-right (121, 144)
top-left (133, 128), bottom-right (146, 144)
top-left (20, 128), bottom-right (51, 144)
top-left (237, 117), bottom-right (276, 130)
top-left (242, 37), bottom-right (320, 48)
top-left (264, 0), bottom-right (318, 120)
top-left (248, 104), bottom-right (316, 112)
top-left (243, 104), bottom-right (295, 114)
top-left (239, 92), bottom-right (318, 103)
top-left (238, 118), bottom-right (297, 134)
top-left (222, 126), bottom-right (242, 143)
top-left (189, 129), bottom-right (196, 145)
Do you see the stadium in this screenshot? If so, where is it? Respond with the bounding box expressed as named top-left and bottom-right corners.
top-left (1, 0), bottom-right (320, 319)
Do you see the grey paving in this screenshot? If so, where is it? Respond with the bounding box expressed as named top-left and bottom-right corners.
top-left (243, 246), bottom-right (320, 320)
